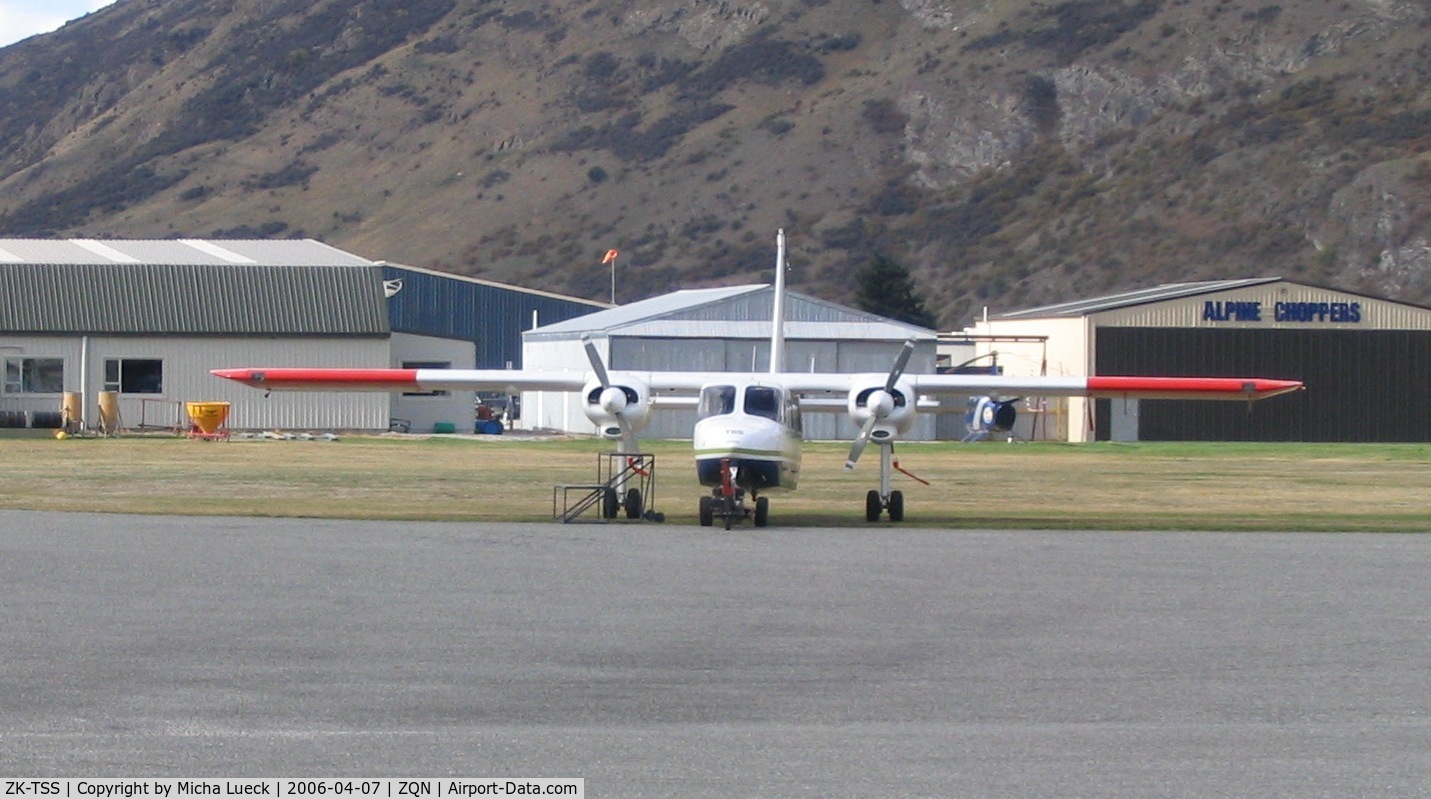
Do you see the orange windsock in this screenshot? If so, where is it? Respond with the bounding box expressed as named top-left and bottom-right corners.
top-left (601, 249), bottom-right (619, 264)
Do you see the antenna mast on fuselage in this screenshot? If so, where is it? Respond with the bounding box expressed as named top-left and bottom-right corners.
top-left (770, 229), bottom-right (787, 375)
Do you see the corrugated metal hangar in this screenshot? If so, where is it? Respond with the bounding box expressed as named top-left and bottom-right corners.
top-left (381, 262), bottom-right (607, 371)
top-left (0, 239), bottom-right (602, 433)
top-left (522, 284), bottom-right (938, 440)
top-left (965, 278), bottom-right (1431, 443)
top-left (378, 262), bottom-right (605, 431)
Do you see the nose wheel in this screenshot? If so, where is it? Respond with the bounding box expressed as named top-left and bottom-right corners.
top-left (698, 458), bottom-right (770, 528)
top-left (698, 489), bottom-right (770, 528)
top-left (699, 492), bottom-right (742, 530)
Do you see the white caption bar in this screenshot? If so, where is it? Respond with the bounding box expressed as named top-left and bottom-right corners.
top-left (3, 781), bottom-right (582, 799)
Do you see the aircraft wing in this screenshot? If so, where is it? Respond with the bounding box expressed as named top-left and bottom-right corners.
top-left (213, 367), bottom-right (1302, 402)
top-left (210, 367), bottom-right (590, 394)
top-left (907, 374), bottom-right (1305, 401)
top-left (767, 371), bottom-right (1302, 402)
top-left (209, 367), bottom-right (714, 395)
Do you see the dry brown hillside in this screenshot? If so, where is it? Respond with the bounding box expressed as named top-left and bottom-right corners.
top-left (3, 0), bottom-right (1430, 327)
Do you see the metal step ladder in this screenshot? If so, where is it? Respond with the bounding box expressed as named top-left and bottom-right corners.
top-left (553, 453), bottom-right (662, 523)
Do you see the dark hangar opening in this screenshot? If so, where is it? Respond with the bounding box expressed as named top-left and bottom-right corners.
top-left (1095, 328), bottom-right (1431, 442)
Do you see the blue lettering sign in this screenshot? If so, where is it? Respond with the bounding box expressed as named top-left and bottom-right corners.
top-left (1202, 301), bottom-right (1262, 322)
top-left (1274, 301), bottom-right (1361, 323)
top-left (1202, 300), bottom-right (1363, 324)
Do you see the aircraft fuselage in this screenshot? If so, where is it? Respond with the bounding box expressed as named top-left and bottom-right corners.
top-left (692, 382), bottom-right (802, 493)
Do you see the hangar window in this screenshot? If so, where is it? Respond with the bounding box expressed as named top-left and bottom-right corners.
top-left (4, 357), bottom-right (64, 394)
top-left (103, 358), bottom-right (164, 394)
top-left (401, 360), bottom-right (451, 397)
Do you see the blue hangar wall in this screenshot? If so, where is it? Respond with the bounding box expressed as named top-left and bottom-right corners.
top-left (383, 265), bottom-right (606, 369)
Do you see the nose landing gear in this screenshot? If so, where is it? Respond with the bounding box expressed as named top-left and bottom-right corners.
top-left (698, 458), bottom-right (770, 529)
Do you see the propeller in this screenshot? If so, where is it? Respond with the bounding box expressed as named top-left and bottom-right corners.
top-left (844, 412), bottom-right (882, 471)
top-left (844, 340), bottom-right (915, 471)
top-left (583, 335), bottom-right (638, 452)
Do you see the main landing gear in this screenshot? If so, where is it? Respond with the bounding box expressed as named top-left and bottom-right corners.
top-left (866, 488), bottom-right (905, 522)
top-left (601, 486), bottom-right (646, 520)
top-left (698, 458), bottom-right (769, 529)
top-left (864, 443), bottom-right (922, 522)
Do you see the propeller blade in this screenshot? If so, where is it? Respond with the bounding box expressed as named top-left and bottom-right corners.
top-left (615, 414), bottom-right (639, 453)
top-left (582, 335), bottom-right (611, 388)
top-left (885, 339), bottom-right (915, 391)
top-left (844, 414), bottom-right (880, 471)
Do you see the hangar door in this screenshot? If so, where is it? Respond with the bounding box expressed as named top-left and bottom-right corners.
top-left (1095, 328), bottom-right (1431, 442)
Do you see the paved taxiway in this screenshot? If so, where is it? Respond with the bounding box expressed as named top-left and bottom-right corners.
top-left (3, 510), bottom-right (1429, 796)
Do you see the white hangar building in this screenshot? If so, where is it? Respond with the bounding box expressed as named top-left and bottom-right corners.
top-left (964, 278), bottom-right (1431, 443)
top-left (0, 238), bottom-right (606, 434)
top-left (520, 284), bottom-right (939, 441)
top-left (0, 238), bottom-right (397, 432)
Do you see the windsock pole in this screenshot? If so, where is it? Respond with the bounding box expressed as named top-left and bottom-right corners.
top-left (602, 248), bottom-right (620, 304)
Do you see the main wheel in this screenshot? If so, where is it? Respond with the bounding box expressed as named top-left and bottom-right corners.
top-left (865, 490), bottom-right (882, 522)
top-left (753, 496), bottom-right (769, 528)
top-left (602, 487), bottom-right (619, 519)
top-left (888, 490), bottom-right (904, 522)
top-left (624, 488), bottom-right (643, 519)
top-left (698, 496), bottom-right (714, 527)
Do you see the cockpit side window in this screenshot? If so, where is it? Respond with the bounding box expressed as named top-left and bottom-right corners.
top-left (744, 386), bottom-right (781, 421)
top-left (699, 385), bottom-right (737, 418)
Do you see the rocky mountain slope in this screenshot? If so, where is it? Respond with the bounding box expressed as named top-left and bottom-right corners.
top-left (2, 0), bottom-right (1429, 327)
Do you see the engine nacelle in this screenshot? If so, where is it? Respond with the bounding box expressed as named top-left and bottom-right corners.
top-left (967, 396), bottom-right (1018, 434)
top-left (581, 375), bottom-right (652, 439)
top-left (846, 378), bottom-right (918, 441)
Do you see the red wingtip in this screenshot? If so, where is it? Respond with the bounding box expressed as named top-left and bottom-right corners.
top-left (210, 367), bottom-right (421, 391)
top-left (1258, 378), bottom-right (1305, 398)
top-left (1087, 376), bottom-right (1305, 400)
top-left (211, 368), bottom-right (259, 386)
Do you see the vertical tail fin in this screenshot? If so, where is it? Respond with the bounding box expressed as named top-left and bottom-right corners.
top-left (770, 229), bottom-right (787, 374)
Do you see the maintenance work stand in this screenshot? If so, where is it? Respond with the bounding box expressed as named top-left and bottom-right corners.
top-left (554, 452), bottom-right (662, 523)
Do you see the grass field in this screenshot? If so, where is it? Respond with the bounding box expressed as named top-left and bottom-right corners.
top-left (3, 432), bottom-right (1428, 530)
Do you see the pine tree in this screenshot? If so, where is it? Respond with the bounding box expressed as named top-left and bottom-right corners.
top-left (853, 254), bottom-right (937, 329)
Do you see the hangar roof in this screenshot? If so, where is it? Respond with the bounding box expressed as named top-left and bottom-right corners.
top-left (0, 238), bottom-right (387, 335)
top-left (0, 238), bottom-right (373, 266)
top-left (526, 284), bottom-right (935, 341)
top-left (994, 278), bottom-right (1282, 319)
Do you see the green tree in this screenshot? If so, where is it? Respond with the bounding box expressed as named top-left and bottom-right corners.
top-left (853, 254), bottom-right (937, 329)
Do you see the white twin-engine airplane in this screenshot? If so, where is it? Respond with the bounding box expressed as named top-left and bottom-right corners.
top-left (213, 231), bottom-right (1303, 527)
